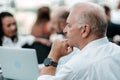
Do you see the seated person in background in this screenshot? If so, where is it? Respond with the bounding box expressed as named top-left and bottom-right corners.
top-left (103, 5), bottom-right (120, 42)
top-left (0, 12), bottom-right (51, 47)
top-left (50, 7), bottom-right (69, 42)
top-left (30, 6), bottom-right (52, 64)
top-left (50, 7), bottom-right (80, 68)
top-left (25, 6), bottom-right (52, 63)
top-left (38, 2), bottom-right (120, 80)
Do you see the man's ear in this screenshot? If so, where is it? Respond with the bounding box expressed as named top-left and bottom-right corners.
top-left (81, 24), bottom-right (91, 38)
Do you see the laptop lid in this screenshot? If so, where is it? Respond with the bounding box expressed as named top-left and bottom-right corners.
top-left (0, 47), bottom-right (39, 80)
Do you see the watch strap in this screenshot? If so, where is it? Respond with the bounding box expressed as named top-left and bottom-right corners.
top-left (51, 61), bottom-right (57, 67)
top-left (44, 58), bottom-right (58, 67)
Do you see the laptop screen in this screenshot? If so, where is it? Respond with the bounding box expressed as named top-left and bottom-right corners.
top-left (0, 47), bottom-right (39, 80)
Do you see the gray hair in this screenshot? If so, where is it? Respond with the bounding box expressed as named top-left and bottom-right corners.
top-left (73, 2), bottom-right (107, 37)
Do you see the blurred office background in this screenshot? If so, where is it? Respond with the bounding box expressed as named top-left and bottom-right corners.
top-left (0, 0), bottom-right (119, 35)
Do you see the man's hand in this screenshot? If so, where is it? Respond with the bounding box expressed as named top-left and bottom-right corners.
top-left (48, 39), bottom-right (73, 62)
top-left (40, 39), bottom-right (73, 75)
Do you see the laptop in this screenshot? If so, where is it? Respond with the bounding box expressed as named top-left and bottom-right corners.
top-left (0, 47), bottom-right (40, 80)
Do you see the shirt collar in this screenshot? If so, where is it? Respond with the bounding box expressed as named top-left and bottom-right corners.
top-left (2, 36), bottom-right (15, 46)
top-left (80, 37), bottom-right (109, 53)
top-left (3, 36), bottom-right (12, 43)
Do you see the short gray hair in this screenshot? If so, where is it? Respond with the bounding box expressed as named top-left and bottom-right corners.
top-left (73, 2), bottom-right (107, 37)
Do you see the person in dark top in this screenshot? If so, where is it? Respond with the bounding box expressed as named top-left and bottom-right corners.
top-left (103, 5), bottom-right (120, 42)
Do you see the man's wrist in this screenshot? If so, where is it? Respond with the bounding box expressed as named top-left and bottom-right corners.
top-left (48, 52), bottom-right (61, 62)
top-left (44, 58), bottom-right (58, 67)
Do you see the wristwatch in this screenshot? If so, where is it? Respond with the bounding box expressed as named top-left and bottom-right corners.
top-left (44, 58), bottom-right (58, 67)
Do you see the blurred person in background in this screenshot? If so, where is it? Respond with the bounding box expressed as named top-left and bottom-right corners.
top-left (103, 5), bottom-right (120, 45)
top-left (50, 7), bottom-right (80, 69)
top-left (0, 12), bottom-right (18, 47)
top-left (31, 6), bottom-right (51, 39)
top-left (112, 2), bottom-right (120, 45)
top-left (50, 7), bottom-right (69, 42)
top-left (30, 6), bottom-right (52, 64)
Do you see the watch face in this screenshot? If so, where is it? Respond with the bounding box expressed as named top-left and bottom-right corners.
top-left (44, 58), bottom-right (51, 66)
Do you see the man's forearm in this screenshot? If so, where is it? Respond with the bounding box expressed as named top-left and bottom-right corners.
top-left (40, 66), bottom-right (56, 75)
top-left (40, 51), bottom-right (60, 75)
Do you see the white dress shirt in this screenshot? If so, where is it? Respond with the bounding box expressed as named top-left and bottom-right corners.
top-left (57, 47), bottom-right (80, 71)
top-left (38, 37), bottom-right (120, 80)
top-left (2, 35), bottom-right (35, 48)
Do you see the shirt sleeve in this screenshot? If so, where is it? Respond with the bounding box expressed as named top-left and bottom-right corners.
top-left (37, 64), bottom-right (75, 80)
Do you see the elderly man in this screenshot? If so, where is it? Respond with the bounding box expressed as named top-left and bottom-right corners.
top-left (38, 2), bottom-right (120, 80)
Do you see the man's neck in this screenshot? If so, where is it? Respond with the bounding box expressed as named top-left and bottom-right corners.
top-left (78, 36), bottom-right (105, 50)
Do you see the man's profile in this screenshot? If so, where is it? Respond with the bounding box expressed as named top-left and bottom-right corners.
top-left (38, 2), bottom-right (120, 80)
